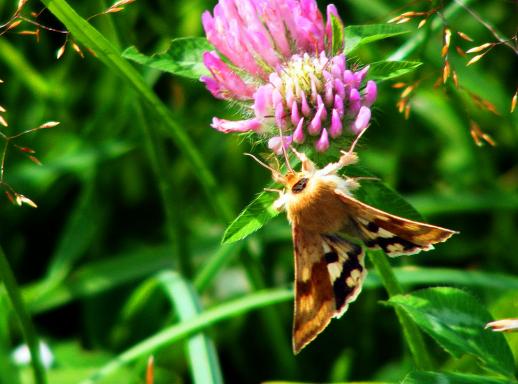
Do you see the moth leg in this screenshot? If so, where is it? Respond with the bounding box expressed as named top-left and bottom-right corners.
top-left (316, 151), bottom-right (358, 177)
top-left (327, 122), bottom-right (369, 171)
top-left (290, 147), bottom-right (316, 173)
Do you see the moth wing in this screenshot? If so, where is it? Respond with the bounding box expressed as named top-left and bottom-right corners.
top-left (292, 226), bottom-right (366, 354)
top-left (333, 188), bottom-right (457, 257)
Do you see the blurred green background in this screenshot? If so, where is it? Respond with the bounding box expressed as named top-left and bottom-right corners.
top-left (0, 0), bottom-right (517, 383)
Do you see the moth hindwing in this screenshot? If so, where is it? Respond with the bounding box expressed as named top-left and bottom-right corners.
top-left (292, 228), bottom-right (366, 354)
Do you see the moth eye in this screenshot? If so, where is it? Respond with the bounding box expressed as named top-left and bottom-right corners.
top-left (291, 178), bottom-right (308, 193)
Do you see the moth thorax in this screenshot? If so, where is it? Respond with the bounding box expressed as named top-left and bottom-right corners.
top-left (287, 179), bottom-right (350, 233)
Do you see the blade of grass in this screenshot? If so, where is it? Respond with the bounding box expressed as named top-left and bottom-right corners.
top-left (157, 272), bottom-right (223, 384)
top-left (40, 0), bottom-right (232, 223)
top-left (0, 245), bottom-right (47, 384)
top-left (79, 288), bottom-right (293, 384)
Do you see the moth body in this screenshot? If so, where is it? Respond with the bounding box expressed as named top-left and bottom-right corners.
top-left (284, 175), bottom-right (354, 233)
top-left (258, 148), bottom-right (457, 354)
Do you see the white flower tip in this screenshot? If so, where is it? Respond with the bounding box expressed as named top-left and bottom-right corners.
top-left (485, 319), bottom-right (518, 333)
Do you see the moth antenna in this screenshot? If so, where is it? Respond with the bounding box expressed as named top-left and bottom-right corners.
top-left (244, 153), bottom-right (283, 180)
top-left (276, 125), bottom-right (294, 174)
top-left (354, 176), bottom-right (380, 182)
top-left (264, 187), bottom-right (283, 193)
top-left (348, 124), bottom-right (370, 154)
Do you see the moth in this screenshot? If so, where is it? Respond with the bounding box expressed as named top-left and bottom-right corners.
top-left (249, 142), bottom-right (457, 354)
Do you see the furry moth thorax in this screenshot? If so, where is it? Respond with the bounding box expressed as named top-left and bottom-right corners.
top-left (259, 148), bottom-right (457, 354)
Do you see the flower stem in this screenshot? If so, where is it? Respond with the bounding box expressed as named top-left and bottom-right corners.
top-left (367, 250), bottom-right (433, 370)
top-left (0, 245), bottom-right (47, 384)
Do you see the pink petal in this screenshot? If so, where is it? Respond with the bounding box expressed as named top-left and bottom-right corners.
top-left (291, 101), bottom-right (301, 126)
top-left (352, 106), bottom-right (371, 134)
top-left (211, 117), bottom-right (262, 133)
top-left (268, 135), bottom-right (293, 155)
top-left (203, 51), bottom-right (254, 100)
top-left (315, 128), bottom-right (330, 152)
top-left (253, 85), bottom-right (274, 118)
top-left (349, 88), bottom-right (361, 114)
top-left (308, 105), bottom-right (323, 135)
top-left (353, 65), bottom-right (370, 88)
top-left (363, 80), bottom-right (377, 107)
top-left (275, 102), bottom-right (287, 129)
top-left (334, 94), bottom-right (344, 117)
top-left (332, 54), bottom-right (346, 75)
top-left (334, 79), bottom-right (345, 100)
top-left (329, 109), bottom-right (342, 138)
top-left (293, 117), bottom-right (305, 143)
top-left (316, 95), bottom-right (327, 121)
top-left (343, 69), bottom-right (354, 85)
top-left (300, 91), bottom-right (311, 117)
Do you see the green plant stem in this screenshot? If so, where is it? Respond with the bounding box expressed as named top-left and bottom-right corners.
top-left (40, 0), bottom-right (232, 223)
top-left (367, 250), bottom-right (433, 370)
top-left (0, 245), bottom-right (47, 384)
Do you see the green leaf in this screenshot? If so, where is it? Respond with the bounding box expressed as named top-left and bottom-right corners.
top-left (367, 60), bottom-right (422, 81)
top-left (388, 287), bottom-right (515, 377)
top-left (222, 191), bottom-right (280, 245)
top-left (330, 14), bottom-right (345, 56)
top-left (344, 23), bottom-right (413, 54)
top-left (402, 371), bottom-right (516, 384)
top-left (122, 37), bottom-right (213, 79)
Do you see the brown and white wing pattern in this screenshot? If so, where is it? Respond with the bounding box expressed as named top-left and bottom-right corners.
top-left (333, 189), bottom-right (457, 257)
top-left (292, 226), bottom-right (366, 354)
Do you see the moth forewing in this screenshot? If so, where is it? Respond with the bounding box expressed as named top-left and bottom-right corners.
top-left (332, 188), bottom-right (457, 256)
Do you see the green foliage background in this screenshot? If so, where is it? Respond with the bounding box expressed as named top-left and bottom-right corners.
top-left (0, 0), bottom-right (517, 383)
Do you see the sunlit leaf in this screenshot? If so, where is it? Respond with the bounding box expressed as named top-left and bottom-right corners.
top-left (344, 23), bottom-right (413, 54)
top-left (367, 60), bottom-right (422, 81)
top-left (222, 191), bottom-right (279, 245)
top-left (388, 287), bottom-right (515, 377)
top-left (123, 37), bottom-right (213, 79)
top-left (330, 14), bottom-right (345, 56)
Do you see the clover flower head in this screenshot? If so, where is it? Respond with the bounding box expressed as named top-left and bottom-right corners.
top-left (201, 0), bottom-right (377, 154)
